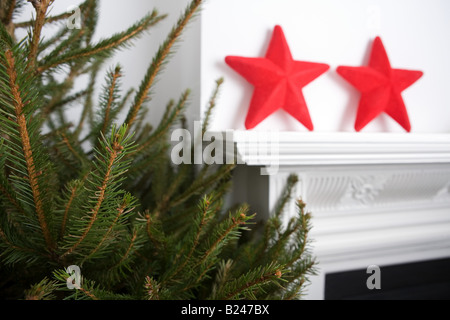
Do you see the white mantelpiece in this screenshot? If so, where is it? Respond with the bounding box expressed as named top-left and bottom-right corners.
top-left (226, 131), bottom-right (450, 300)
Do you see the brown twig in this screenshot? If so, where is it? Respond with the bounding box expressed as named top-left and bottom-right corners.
top-left (15, 8), bottom-right (71, 28)
top-left (27, 0), bottom-right (53, 71)
top-left (5, 0), bottom-right (16, 24)
top-left (5, 50), bottom-right (54, 250)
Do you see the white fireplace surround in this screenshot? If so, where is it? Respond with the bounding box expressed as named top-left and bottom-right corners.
top-left (224, 131), bottom-right (450, 300)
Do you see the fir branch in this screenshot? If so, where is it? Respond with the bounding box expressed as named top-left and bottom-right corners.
top-left (124, 0), bottom-right (203, 132)
top-left (0, 175), bottom-right (26, 216)
top-left (139, 210), bottom-right (167, 253)
top-left (144, 276), bottom-right (160, 300)
top-left (16, 0), bottom-right (93, 28)
top-left (274, 174), bottom-right (298, 219)
top-left (151, 166), bottom-right (188, 218)
top-left (15, 0), bottom-right (97, 30)
top-left (45, 89), bottom-right (88, 115)
top-left (36, 22), bottom-right (71, 54)
top-left (263, 200), bottom-right (316, 300)
top-left (211, 259), bottom-right (234, 299)
top-left (3, 49), bottom-right (54, 250)
top-left (0, 218), bottom-right (47, 265)
top-left (283, 277), bottom-right (306, 301)
top-left (60, 150), bottom-right (116, 257)
top-left (81, 193), bottom-right (136, 264)
top-left (27, 0), bottom-right (53, 70)
top-left (37, 10), bottom-right (166, 74)
top-left (116, 88), bottom-right (135, 117)
top-left (171, 164), bottom-right (235, 207)
top-left (2, 0), bottom-right (16, 26)
top-left (78, 286), bottom-right (98, 300)
top-left (221, 264), bottom-right (284, 300)
top-left (25, 278), bottom-right (58, 300)
top-left (133, 117), bottom-right (152, 144)
top-left (0, 0), bottom-right (21, 37)
top-left (58, 131), bottom-right (87, 166)
top-left (0, 228), bottom-right (33, 257)
top-left (59, 179), bottom-right (84, 239)
top-left (47, 28), bottom-right (85, 60)
top-left (159, 99), bottom-right (175, 127)
top-left (74, 60), bottom-right (103, 138)
top-left (113, 227), bottom-right (138, 268)
top-left (0, 19), bottom-right (15, 48)
top-left (271, 220), bottom-right (301, 259)
top-left (48, 143), bottom-right (76, 175)
top-left (284, 201), bottom-right (314, 270)
top-left (250, 175), bottom-right (299, 268)
top-left (131, 89), bottom-right (190, 156)
top-left (202, 78), bottom-right (224, 135)
top-left (197, 205), bottom-right (251, 269)
top-left (42, 64), bottom-right (81, 119)
top-left (15, 10), bottom-right (70, 28)
top-left (123, 144), bottom-right (166, 190)
top-left (81, 0), bottom-right (99, 46)
top-left (61, 125), bottom-right (135, 258)
top-left (164, 196), bottom-right (214, 283)
top-left (53, 269), bottom-right (99, 300)
top-left (174, 205), bottom-right (251, 296)
top-left (32, 1), bottom-right (97, 55)
top-left (93, 65), bottom-right (123, 149)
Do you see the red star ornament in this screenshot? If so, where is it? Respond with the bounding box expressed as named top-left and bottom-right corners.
top-left (337, 37), bottom-right (424, 132)
top-left (225, 25), bottom-right (330, 130)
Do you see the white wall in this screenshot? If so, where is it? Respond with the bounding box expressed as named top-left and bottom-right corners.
top-left (201, 0), bottom-right (450, 133)
top-left (14, 0), bottom-right (450, 183)
top-left (14, 1), bottom-right (450, 133)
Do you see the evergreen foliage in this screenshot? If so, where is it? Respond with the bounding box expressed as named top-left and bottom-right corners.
top-left (0, 0), bottom-right (316, 300)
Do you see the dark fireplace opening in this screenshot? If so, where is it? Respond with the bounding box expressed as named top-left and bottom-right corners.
top-left (325, 258), bottom-right (450, 300)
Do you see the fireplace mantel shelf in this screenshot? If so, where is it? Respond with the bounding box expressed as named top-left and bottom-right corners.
top-left (223, 131), bottom-right (450, 167)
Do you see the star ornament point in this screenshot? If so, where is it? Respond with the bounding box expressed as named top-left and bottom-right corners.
top-left (337, 36), bottom-right (424, 132)
top-left (225, 25), bottom-right (330, 130)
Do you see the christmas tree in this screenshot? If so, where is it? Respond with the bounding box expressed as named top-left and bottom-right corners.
top-left (0, 0), bottom-right (316, 300)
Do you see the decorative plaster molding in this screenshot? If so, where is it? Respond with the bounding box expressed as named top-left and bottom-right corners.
top-left (301, 169), bottom-right (450, 214)
top-left (344, 175), bottom-right (387, 205)
top-left (435, 182), bottom-right (450, 201)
